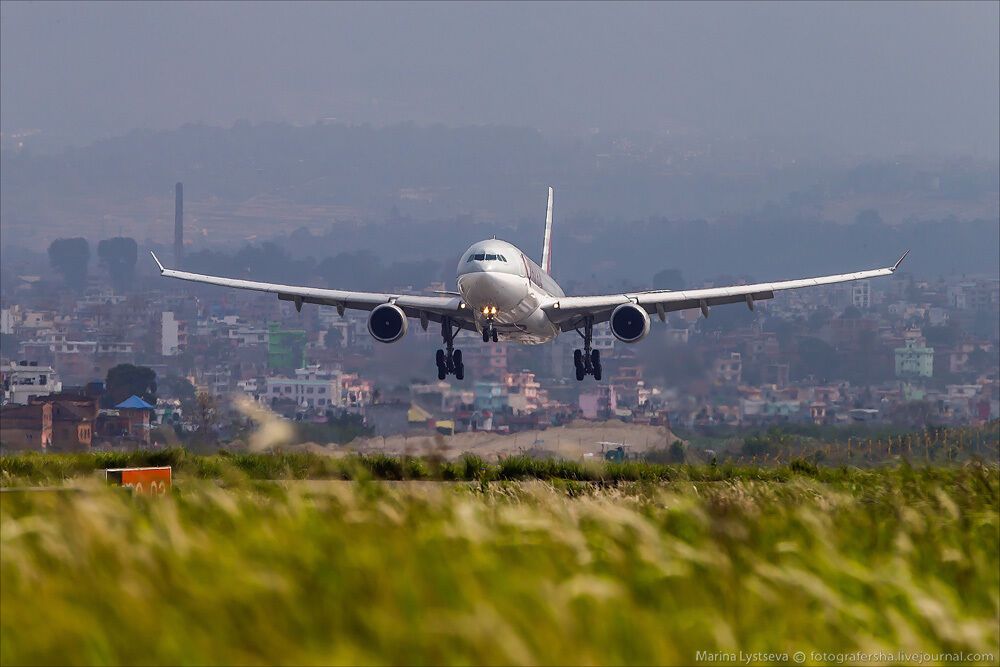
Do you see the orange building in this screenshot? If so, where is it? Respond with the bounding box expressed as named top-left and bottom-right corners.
top-left (0, 403), bottom-right (52, 451)
top-left (29, 394), bottom-right (97, 451)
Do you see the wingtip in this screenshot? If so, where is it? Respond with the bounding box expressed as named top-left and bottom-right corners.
top-left (891, 249), bottom-right (910, 272)
top-left (149, 251), bottom-right (165, 274)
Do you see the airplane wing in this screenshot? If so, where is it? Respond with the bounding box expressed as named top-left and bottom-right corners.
top-left (149, 252), bottom-right (474, 328)
top-left (543, 251), bottom-right (909, 331)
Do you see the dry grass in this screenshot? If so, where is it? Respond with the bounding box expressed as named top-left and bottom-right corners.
top-left (1, 464), bottom-right (997, 665)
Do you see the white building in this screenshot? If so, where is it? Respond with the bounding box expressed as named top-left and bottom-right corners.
top-left (0, 306), bottom-right (19, 335)
top-left (852, 280), bottom-right (871, 309)
top-left (97, 341), bottom-right (134, 355)
top-left (266, 365), bottom-right (345, 410)
top-left (162, 312), bottom-right (181, 356)
top-left (229, 325), bottom-right (268, 347)
top-left (592, 323), bottom-right (616, 353)
top-left (1, 361), bottom-right (63, 405)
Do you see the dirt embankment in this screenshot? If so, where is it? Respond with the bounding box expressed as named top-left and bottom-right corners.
top-left (296, 420), bottom-right (683, 460)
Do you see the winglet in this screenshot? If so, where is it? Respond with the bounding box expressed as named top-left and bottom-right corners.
top-left (891, 249), bottom-right (910, 272)
top-left (541, 186), bottom-right (554, 274)
top-left (150, 251), bottom-right (165, 274)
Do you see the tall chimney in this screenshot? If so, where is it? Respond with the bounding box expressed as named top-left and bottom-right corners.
top-left (174, 182), bottom-right (184, 268)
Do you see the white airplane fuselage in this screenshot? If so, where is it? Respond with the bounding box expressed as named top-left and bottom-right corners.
top-left (456, 239), bottom-right (563, 344)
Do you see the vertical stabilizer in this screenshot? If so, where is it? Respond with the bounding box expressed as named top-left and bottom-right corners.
top-left (541, 186), bottom-right (554, 274)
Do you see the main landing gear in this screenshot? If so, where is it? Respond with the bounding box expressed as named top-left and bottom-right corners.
top-left (436, 317), bottom-right (464, 380)
top-left (573, 317), bottom-right (602, 381)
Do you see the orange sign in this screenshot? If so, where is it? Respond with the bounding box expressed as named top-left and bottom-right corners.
top-left (105, 466), bottom-right (171, 496)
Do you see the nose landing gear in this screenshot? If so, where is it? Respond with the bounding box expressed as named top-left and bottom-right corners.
top-left (436, 317), bottom-right (464, 380)
top-left (480, 306), bottom-right (500, 343)
top-left (573, 317), bottom-right (602, 381)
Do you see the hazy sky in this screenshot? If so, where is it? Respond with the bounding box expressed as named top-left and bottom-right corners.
top-left (2, 1), bottom-right (998, 156)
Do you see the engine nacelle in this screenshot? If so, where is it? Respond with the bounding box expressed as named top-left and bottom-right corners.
top-left (609, 303), bottom-right (650, 343)
top-left (367, 304), bottom-right (408, 343)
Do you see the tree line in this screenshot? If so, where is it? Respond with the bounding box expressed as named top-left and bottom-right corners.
top-left (47, 236), bottom-right (138, 291)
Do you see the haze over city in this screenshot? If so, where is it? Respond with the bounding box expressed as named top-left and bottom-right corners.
top-left (2, 1), bottom-right (998, 157)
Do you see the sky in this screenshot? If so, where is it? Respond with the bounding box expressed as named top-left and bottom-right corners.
top-left (1, 1), bottom-right (998, 156)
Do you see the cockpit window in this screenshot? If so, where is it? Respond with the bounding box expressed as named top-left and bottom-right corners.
top-left (468, 251), bottom-right (508, 262)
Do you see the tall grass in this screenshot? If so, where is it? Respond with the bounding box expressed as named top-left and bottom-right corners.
top-left (6, 448), bottom-right (998, 489)
top-left (1, 466), bottom-right (997, 665)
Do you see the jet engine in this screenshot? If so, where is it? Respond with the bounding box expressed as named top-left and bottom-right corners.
top-left (609, 303), bottom-right (650, 343)
top-left (367, 304), bottom-right (408, 343)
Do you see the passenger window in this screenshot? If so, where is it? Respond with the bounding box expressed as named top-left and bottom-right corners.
top-left (474, 253), bottom-right (485, 261)
top-left (485, 254), bottom-right (497, 261)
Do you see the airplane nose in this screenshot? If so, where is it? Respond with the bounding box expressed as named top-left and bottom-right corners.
top-left (459, 272), bottom-right (527, 313)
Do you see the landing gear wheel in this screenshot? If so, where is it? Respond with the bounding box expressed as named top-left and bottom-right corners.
top-left (437, 318), bottom-right (466, 381)
top-left (435, 349), bottom-right (447, 380)
top-left (492, 328), bottom-right (498, 342)
top-left (572, 318), bottom-right (602, 381)
top-left (482, 327), bottom-right (490, 343)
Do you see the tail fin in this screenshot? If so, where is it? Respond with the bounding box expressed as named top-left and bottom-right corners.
top-left (541, 186), bottom-right (554, 274)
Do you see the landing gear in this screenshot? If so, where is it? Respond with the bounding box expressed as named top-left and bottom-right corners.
top-left (481, 322), bottom-right (499, 343)
top-left (436, 317), bottom-right (464, 380)
top-left (573, 317), bottom-right (602, 381)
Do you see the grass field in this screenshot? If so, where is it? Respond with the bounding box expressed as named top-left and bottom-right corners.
top-left (1, 458), bottom-right (998, 665)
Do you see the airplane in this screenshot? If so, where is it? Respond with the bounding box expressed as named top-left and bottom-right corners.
top-left (150, 187), bottom-right (909, 382)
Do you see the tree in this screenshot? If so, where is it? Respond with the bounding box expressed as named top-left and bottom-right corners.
top-left (194, 392), bottom-right (218, 438)
top-left (841, 305), bottom-right (862, 320)
top-left (888, 400), bottom-right (935, 428)
top-left (325, 326), bottom-right (344, 349)
top-left (97, 237), bottom-right (138, 291)
top-left (806, 307), bottom-right (833, 333)
top-left (699, 302), bottom-right (755, 334)
top-left (795, 337), bottom-right (840, 382)
top-left (668, 440), bottom-right (686, 463)
top-left (47, 238), bottom-right (90, 288)
top-left (741, 427), bottom-right (791, 458)
top-left (923, 323), bottom-right (960, 348)
top-left (652, 268), bottom-right (685, 291)
top-left (741, 434), bottom-right (773, 457)
top-left (105, 364), bottom-right (157, 407)
top-left (159, 375), bottom-right (197, 411)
